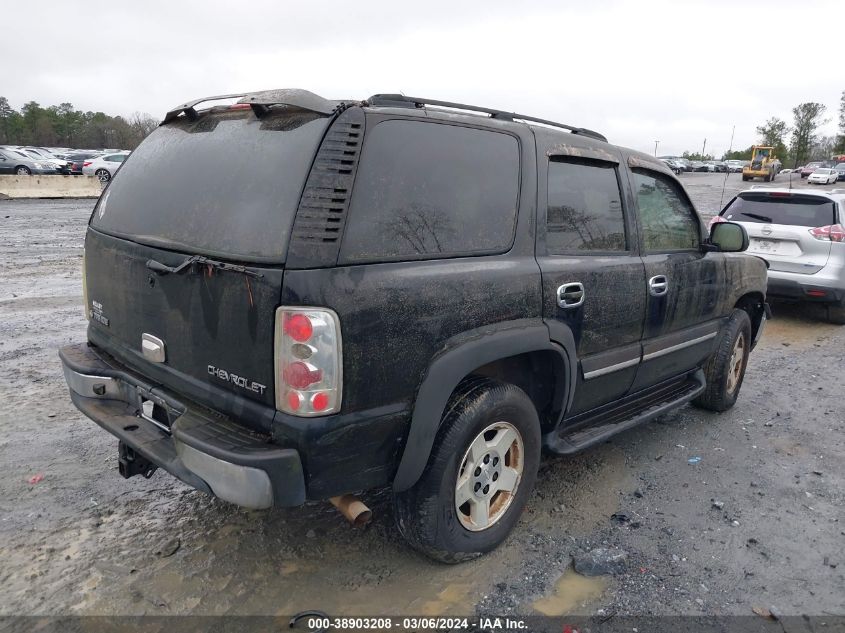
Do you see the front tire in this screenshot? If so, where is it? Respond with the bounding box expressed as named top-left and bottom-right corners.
top-left (693, 309), bottom-right (752, 412)
top-left (393, 378), bottom-right (541, 563)
top-left (15, 166), bottom-right (31, 175)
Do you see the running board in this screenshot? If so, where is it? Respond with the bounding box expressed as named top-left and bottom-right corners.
top-left (544, 370), bottom-right (706, 455)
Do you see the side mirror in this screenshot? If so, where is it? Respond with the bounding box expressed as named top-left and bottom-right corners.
top-left (710, 221), bottom-right (749, 252)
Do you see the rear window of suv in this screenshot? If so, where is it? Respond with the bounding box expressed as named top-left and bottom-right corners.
top-left (722, 193), bottom-right (836, 227)
top-left (338, 120), bottom-right (520, 263)
top-left (90, 108), bottom-right (330, 263)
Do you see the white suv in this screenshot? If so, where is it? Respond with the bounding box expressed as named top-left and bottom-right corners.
top-left (714, 188), bottom-right (845, 323)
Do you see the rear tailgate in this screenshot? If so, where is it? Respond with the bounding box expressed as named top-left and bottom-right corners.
top-left (85, 229), bottom-right (283, 426)
top-left (83, 106), bottom-right (332, 428)
top-left (722, 192), bottom-right (836, 274)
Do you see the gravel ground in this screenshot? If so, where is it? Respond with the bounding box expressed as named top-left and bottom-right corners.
top-left (0, 172), bottom-right (843, 620)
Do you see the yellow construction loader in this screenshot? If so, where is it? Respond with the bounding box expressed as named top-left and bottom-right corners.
top-left (742, 146), bottom-right (780, 182)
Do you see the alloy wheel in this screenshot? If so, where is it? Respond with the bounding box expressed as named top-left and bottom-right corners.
top-left (455, 421), bottom-right (524, 531)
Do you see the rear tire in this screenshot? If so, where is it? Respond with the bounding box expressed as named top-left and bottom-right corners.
top-left (95, 168), bottom-right (111, 183)
top-left (827, 299), bottom-right (845, 325)
top-left (15, 166), bottom-right (31, 175)
top-left (693, 309), bottom-right (752, 412)
top-left (393, 378), bottom-right (541, 563)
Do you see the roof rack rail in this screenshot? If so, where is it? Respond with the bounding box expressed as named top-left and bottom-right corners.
top-left (162, 89), bottom-right (344, 124)
top-left (366, 94), bottom-right (607, 142)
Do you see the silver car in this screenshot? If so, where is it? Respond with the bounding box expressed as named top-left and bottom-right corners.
top-left (714, 187), bottom-right (845, 323)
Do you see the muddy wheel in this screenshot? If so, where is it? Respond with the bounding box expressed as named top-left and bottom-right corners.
top-left (826, 299), bottom-right (845, 325)
top-left (15, 166), bottom-right (31, 175)
top-left (95, 168), bottom-right (111, 183)
top-left (693, 309), bottom-right (752, 412)
top-left (393, 378), bottom-right (540, 563)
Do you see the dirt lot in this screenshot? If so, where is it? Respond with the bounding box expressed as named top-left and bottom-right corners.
top-left (1, 172), bottom-right (843, 620)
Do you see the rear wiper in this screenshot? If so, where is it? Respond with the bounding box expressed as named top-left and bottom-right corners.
top-left (739, 212), bottom-right (773, 223)
top-left (146, 255), bottom-right (264, 278)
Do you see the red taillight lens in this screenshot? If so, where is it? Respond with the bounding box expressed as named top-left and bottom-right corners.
top-left (311, 392), bottom-right (329, 412)
top-left (286, 390), bottom-right (303, 411)
top-left (283, 313), bottom-right (313, 342)
top-left (709, 215), bottom-right (727, 228)
top-left (275, 307), bottom-right (342, 417)
top-left (282, 361), bottom-right (322, 389)
top-left (83, 161), bottom-right (92, 167)
top-left (809, 224), bottom-right (845, 242)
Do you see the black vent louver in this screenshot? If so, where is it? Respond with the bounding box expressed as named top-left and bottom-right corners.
top-left (287, 106), bottom-right (365, 268)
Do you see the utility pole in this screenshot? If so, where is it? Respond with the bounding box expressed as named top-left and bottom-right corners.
top-left (701, 138), bottom-right (707, 158)
top-left (654, 140), bottom-right (659, 157)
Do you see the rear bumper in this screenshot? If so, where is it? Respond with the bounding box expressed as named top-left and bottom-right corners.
top-left (59, 343), bottom-right (306, 509)
top-left (767, 267), bottom-right (845, 303)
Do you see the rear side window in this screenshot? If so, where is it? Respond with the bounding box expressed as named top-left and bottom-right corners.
top-left (723, 194), bottom-right (836, 227)
top-left (339, 120), bottom-right (520, 263)
top-left (546, 158), bottom-right (627, 253)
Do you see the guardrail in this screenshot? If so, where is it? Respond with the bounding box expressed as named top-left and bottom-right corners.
top-left (0, 175), bottom-right (102, 199)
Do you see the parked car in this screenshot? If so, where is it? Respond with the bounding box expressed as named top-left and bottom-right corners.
top-left (800, 162), bottom-right (824, 178)
top-left (60, 89), bottom-right (768, 562)
top-left (81, 152), bottom-right (129, 182)
top-left (725, 160), bottom-right (746, 173)
top-left (17, 147), bottom-right (71, 174)
top-left (66, 152), bottom-right (103, 175)
top-left (834, 163), bottom-right (845, 181)
top-left (715, 188), bottom-right (845, 323)
top-left (703, 161), bottom-right (727, 173)
top-left (0, 147), bottom-right (57, 174)
top-left (660, 156), bottom-right (693, 172)
top-left (660, 158), bottom-right (683, 174)
top-left (691, 161), bottom-right (708, 172)
top-left (807, 168), bottom-right (839, 185)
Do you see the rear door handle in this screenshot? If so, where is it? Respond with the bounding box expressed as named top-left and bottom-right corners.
top-left (649, 275), bottom-right (668, 297)
top-left (557, 282), bottom-right (585, 309)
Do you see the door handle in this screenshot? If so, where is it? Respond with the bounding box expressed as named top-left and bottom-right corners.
top-left (557, 282), bottom-right (585, 309)
top-left (648, 275), bottom-right (668, 297)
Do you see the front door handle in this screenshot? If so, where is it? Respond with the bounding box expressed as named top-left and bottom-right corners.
top-left (557, 282), bottom-right (585, 309)
top-left (649, 275), bottom-right (668, 297)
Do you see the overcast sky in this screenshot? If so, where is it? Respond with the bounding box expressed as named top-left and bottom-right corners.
top-left (3, 0), bottom-right (840, 157)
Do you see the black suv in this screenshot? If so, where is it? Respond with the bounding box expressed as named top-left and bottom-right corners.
top-left (60, 90), bottom-right (768, 562)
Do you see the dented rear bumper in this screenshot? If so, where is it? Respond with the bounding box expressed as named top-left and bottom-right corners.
top-left (59, 343), bottom-right (306, 509)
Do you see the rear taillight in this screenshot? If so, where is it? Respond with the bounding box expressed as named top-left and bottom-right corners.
top-left (809, 224), bottom-right (845, 242)
top-left (708, 215), bottom-right (727, 228)
top-left (83, 161), bottom-right (92, 167)
top-left (275, 307), bottom-right (342, 416)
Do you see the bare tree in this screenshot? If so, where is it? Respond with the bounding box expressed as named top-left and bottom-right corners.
top-left (128, 112), bottom-right (158, 140)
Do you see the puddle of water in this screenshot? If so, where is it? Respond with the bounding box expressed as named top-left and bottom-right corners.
top-left (419, 583), bottom-right (473, 616)
top-left (531, 568), bottom-right (608, 616)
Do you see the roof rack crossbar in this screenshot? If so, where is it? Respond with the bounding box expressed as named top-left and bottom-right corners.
top-left (162, 92), bottom-right (250, 124)
top-left (162, 89), bottom-right (345, 125)
top-left (366, 94), bottom-right (607, 142)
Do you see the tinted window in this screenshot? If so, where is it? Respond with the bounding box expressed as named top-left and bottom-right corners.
top-left (723, 194), bottom-right (835, 227)
top-left (632, 170), bottom-right (700, 251)
top-left (90, 109), bottom-right (330, 263)
top-left (546, 158), bottom-right (626, 253)
top-left (339, 121), bottom-right (519, 263)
